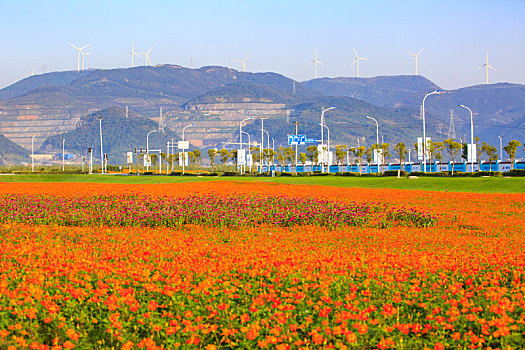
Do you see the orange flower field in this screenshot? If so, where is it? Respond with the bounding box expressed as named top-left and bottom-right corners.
top-left (0, 181), bottom-right (524, 349)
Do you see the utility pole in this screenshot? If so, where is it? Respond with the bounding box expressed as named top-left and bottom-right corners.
top-left (294, 121), bottom-right (300, 166)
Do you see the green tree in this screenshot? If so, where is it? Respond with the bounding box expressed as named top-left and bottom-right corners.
top-left (187, 151), bottom-right (195, 165)
top-left (427, 141), bottom-right (443, 172)
top-left (364, 147), bottom-right (373, 168)
top-left (443, 138), bottom-right (462, 175)
top-left (193, 149), bottom-right (202, 166)
top-left (249, 147), bottom-right (261, 163)
top-left (352, 146), bottom-right (366, 175)
top-left (299, 152), bottom-right (307, 165)
top-left (276, 147), bottom-right (285, 165)
top-left (504, 140), bottom-right (522, 169)
top-left (208, 149), bottom-right (217, 168)
top-left (149, 153), bottom-right (158, 167)
top-left (306, 145), bottom-right (319, 166)
top-left (229, 149), bottom-right (238, 164)
top-left (335, 145), bottom-right (347, 166)
top-left (482, 142), bottom-right (498, 172)
top-left (283, 147), bottom-right (295, 165)
top-left (219, 149), bottom-right (230, 165)
top-left (263, 149), bottom-right (276, 165)
top-left (393, 142), bottom-right (407, 171)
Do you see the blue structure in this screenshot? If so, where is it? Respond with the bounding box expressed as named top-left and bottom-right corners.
top-left (259, 161), bottom-right (524, 174)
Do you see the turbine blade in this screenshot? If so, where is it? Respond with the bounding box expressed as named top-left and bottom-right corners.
top-left (407, 52), bottom-right (416, 56)
top-left (488, 64), bottom-right (496, 71)
top-left (147, 45), bottom-right (154, 53)
top-left (245, 54), bottom-right (251, 61)
top-left (68, 42), bottom-right (80, 50)
top-left (80, 44), bottom-right (91, 50)
top-left (417, 48), bottom-right (424, 55)
top-left (318, 61), bottom-right (324, 65)
top-left (353, 47), bottom-right (358, 57)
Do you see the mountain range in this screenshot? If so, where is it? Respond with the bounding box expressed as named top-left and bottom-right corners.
top-left (0, 64), bottom-right (523, 163)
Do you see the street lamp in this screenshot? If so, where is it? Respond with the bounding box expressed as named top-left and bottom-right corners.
top-left (146, 129), bottom-right (158, 172)
top-left (318, 123), bottom-right (330, 171)
top-left (364, 116), bottom-right (379, 145)
top-left (498, 135), bottom-right (504, 160)
top-left (99, 117), bottom-right (104, 174)
top-left (181, 124), bottom-right (194, 175)
top-left (31, 136), bottom-right (35, 173)
top-left (260, 129), bottom-right (270, 165)
top-left (241, 131), bottom-right (251, 150)
top-left (259, 117), bottom-right (268, 168)
top-left (458, 104), bottom-right (475, 172)
top-left (422, 90), bottom-right (441, 172)
top-left (62, 139), bottom-right (65, 172)
top-left (321, 106), bottom-right (336, 145)
top-left (239, 117), bottom-right (253, 150)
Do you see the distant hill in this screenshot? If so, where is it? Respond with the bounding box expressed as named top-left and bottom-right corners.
top-left (0, 133), bottom-right (30, 164)
top-left (38, 107), bottom-right (182, 164)
top-left (302, 75), bottom-right (440, 108)
top-left (0, 65), bottom-right (524, 162)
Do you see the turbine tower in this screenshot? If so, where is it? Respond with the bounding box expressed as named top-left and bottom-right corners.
top-left (68, 43), bottom-right (90, 72)
top-left (127, 42), bottom-right (140, 68)
top-left (81, 51), bottom-right (91, 71)
top-left (352, 48), bottom-right (368, 78)
top-left (479, 52), bottom-right (495, 84)
top-left (407, 49), bottom-right (424, 75)
top-left (139, 46), bottom-right (154, 66)
top-left (234, 54), bottom-right (250, 72)
top-left (308, 49), bottom-right (323, 79)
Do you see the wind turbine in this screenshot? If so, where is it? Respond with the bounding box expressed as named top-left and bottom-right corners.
top-left (29, 66), bottom-right (35, 77)
top-left (234, 54), bottom-right (250, 72)
top-left (407, 49), bottom-right (424, 75)
top-left (127, 42), bottom-right (140, 68)
top-left (81, 51), bottom-right (91, 71)
top-left (308, 49), bottom-right (323, 79)
top-left (479, 52), bottom-right (496, 84)
top-left (68, 43), bottom-right (90, 72)
top-left (352, 48), bottom-right (368, 78)
top-left (139, 46), bottom-right (154, 66)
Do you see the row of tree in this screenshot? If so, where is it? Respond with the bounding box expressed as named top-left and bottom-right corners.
top-left (205, 139), bottom-right (524, 173)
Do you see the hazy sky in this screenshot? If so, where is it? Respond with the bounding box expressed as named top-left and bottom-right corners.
top-left (1, 0), bottom-right (524, 90)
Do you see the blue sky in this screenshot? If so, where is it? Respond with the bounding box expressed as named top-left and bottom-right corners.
top-left (0, 0), bottom-right (523, 89)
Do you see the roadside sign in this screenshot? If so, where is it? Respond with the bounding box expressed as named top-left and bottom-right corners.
top-left (288, 134), bottom-right (306, 145)
top-left (467, 144), bottom-right (477, 162)
top-left (237, 149), bottom-right (246, 165)
top-left (305, 138), bottom-right (317, 143)
top-left (417, 137), bottom-right (431, 160)
top-left (127, 152), bottom-right (133, 164)
top-left (246, 154), bottom-right (253, 167)
top-left (144, 154), bottom-right (151, 167)
top-left (178, 141), bottom-right (189, 150)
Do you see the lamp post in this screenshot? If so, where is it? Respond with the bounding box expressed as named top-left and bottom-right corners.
top-left (62, 139), bottom-right (65, 172)
top-left (320, 106), bottom-right (336, 146)
top-left (318, 123), bottom-right (330, 171)
top-left (239, 117), bottom-right (253, 150)
top-left (99, 117), bottom-right (104, 174)
top-left (31, 136), bottom-right (35, 173)
top-left (146, 129), bottom-right (158, 172)
top-left (458, 104), bottom-right (475, 172)
top-left (260, 129), bottom-right (270, 165)
top-left (259, 117), bottom-right (267, 168)
top-left (498, 135), bottom-right (504, 160)
top-left (422, 90), bottom-right (441, 172)
top-left (364, 116), bottom-right (379, 145)
top-left (241, 131), bottom-right (251, 150)
top-left (181, 124), bottom-right (194, 175)
top-left (365, 115), bottom-right (380, 173)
